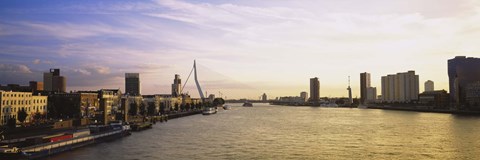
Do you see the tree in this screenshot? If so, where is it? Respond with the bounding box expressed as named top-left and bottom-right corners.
top-left (129, 102), bottom-right (138, 116)
top-left (213, 98), bottom-right (225, 107)
top-left (17, 108), bottom-right (28, 124)
top-left (139, 103), bottom-right (146, 116)
top-left (33, 112), bottom-right (42, 123)
top-left (160, 103), bottom-right (166, 115)
top-left (147, 102), bottom-right (156, 116)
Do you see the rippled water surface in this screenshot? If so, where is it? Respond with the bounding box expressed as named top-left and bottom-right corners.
top-left (46, 103), bottom-right (480, 160)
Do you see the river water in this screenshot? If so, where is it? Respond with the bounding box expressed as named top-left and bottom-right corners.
top-left (46, 103), bottom-right (480, 160)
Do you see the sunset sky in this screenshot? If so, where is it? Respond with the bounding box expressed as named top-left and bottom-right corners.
top-left (1, 0), bottom-right (480, 99)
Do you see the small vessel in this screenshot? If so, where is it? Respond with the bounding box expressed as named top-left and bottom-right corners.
top-left (223, 105), bottom-right (232, 110)
top-left (202, 107), bottom-right (217, 115)
top-left (243, 102), bottom-right (253, 107)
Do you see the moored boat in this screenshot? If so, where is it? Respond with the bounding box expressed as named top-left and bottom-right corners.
top-left (202, 107), bottom-right (217, 115)
top-left (223, 105), bottom-right (232, 110)
top-left (243, 102), bottom-right (253, 107)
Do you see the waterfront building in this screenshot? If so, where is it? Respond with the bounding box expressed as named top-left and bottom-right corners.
top-left (262, 93), bottom-right (267, 101)
top-left (279, 96), bottom-right (305, 105)
top-left (425, 80), bottom-right (434, 92)
top-left (418, 90), bottom-right (449, 109)
top-left (448, 56), bottom-right (480, 108)
top-left (79, 92), bottom-right (99, 118)
top-left (125, 73), bottom-right (140, 96)
top-left (0, 91), bottom-right (47, 125)
top-left (381, 71), bottom-right (419, 103)
top-left (43, 69), bottom-right (66, 92)
top-left (309, 77), bottom-right (320, 102)
top-left (300, 92), bottom-right (308, 102)
top-left (171, 74), bottom-right (182, 97)
top-left (366, 87), bottom-right (377, 103)
top-left (360, 72), bottom-right (371, 104)
top-left (466, 81), bottom-right (480, 109)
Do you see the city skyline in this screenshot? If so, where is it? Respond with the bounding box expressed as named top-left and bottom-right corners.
top-left (2, 0), bottom-right (480, 99)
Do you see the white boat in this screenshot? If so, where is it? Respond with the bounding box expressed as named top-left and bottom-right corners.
top-left (202, 107), bottom-right (217, 115)
top-left (223, 105), bottom-right (232, 110)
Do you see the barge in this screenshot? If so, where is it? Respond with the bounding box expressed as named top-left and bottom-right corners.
top-left (0, 124), bottom-right (130, 160)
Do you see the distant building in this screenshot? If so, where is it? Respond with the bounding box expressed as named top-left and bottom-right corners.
top-left (29, 81), bottom-right (44, 92)
top-left (0, 91), bottom-right (48, 125)
top-left (125, 73), bottom-right (140, 96)
top-left (309, 77), bottom-right (320, 102)
top-left (466, 81), bottom-right (480, 109)
top-left (360, 72), bottom-right (371, 104)
top-left (279, 96), bottom-right (305, 104)
top-left (171, 74), bottom-right (181, 97)
top-left (366, 87), bottom-right (377, 103)
top-left (425, 80), bottom-right (434, 92)
top-left (0, 84), bottom-right (32, 92)
top-left (262, 93), bottom-right (267, 101)
top-left (300, 92), bottom-right (308, 102)
top-left (448, 56), bottom-right (480, 108)
top-left (43, 69), bottom-right (66, 92)
top-left (381, 71), bottom-right (419, 103)
top-left (418, 90), bottom-right (449, 109)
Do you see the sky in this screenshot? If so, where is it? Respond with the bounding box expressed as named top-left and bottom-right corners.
top-left (1, 0), bottom-right (480, 99)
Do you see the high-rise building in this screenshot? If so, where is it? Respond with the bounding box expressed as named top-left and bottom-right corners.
top-left (300, 92), bottom-right (308, 102)
top-left (171, 74), bottom-right (181, 97)
top-left (366, 87), bottom-right (377, 103)
top-left (360, 72), bottom-right (371, 104)
top-left (425, 80), bottom-right (434, 92)
top-left (309, 77), bottom-right (320, 102)
top-left (448, 56), bottom-right (480, 108)
top-left (262, 93), bottom-right (267, 101)
top-left (43, 69), bottom-right (66, 92)
top-left (125, 73), bottom-right (140, 96)
top-left (381, 71), bottom-right (419, 103)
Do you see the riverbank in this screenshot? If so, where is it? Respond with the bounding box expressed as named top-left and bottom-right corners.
top-left (366, 106), bottom-right (480, 115)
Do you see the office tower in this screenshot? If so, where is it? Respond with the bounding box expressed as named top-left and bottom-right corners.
top-left (125, 73), bottom-right (140, 96)
top-left (425, 80), bottom-right (434, 92)
top-left (360, 72), bottom-right (371, 104)
top-left (171, 74), bottom-right (181, 97)
top-left (381, 71), bottom-right (419, 103)
top-left (43, 69), bottom-right (66, 92)
top-left (366, 87), bottom-right (377, 103)
top-left (300, 92), bottom-right (308, 102)
top-left (448, 56), bottom-right (480, 107)
top-left (262, 93), bottom-right (267, 101)
top-left (309, 77), bottom-right (320, 102)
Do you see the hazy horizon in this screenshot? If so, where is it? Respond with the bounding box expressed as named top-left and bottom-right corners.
top-left (1, 0), bottom-right (480, 99)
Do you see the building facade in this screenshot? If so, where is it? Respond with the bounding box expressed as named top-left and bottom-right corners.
top-left (366, 87), bottom-right (377, 103)
top-left (425, 80), bottom-right (434, 92)
top-left (309, 77), bottom-right (320, 102)
top-left (0, 91), bottom-right (47, 125)
top-left (360, 72), bottom-right (371, 104)
top-left (418, 90), bottom-right (449, 109)
top-left (448, 56), bottom-right (480, 108)
top-left (381, 71), bottom-right (419, 103)
top-left (125, 73), bottom-right (140, 96)
top-left (466, 81), bottom-right (480, 109)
